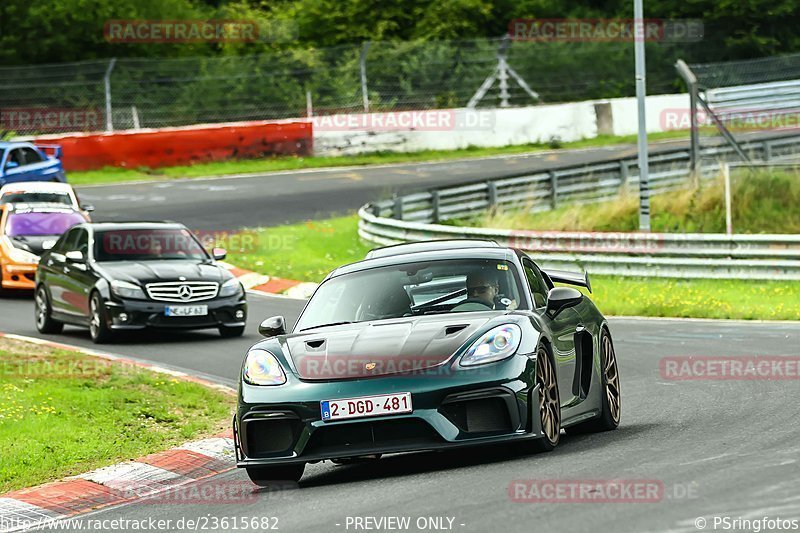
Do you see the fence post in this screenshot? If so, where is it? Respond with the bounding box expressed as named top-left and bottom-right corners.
top-left (549, 171), bottom-right (558, 209)
top-left (487, 181), bottom-right (498, 208)
top-left (722, 163), bottom-right (733, 235)
top-left (306, 90), bottom-right (313, 118)
top-left (104, 58), bottom-right (117, 132)
top-left (360, 42), bottom-right (371, 113)
top-left (619, 160), bottom-right (629, 190)
top-left (431, 190), bottom-right (440, 223)
top-left (763, 141), bottom-right (772, 161)
top-left (393, 194), bottom-right (403, 220)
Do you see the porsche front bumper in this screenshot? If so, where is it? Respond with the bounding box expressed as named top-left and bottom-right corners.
top-left (234, 353), bottom-right (546, 466)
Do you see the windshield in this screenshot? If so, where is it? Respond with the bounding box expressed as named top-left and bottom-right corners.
top-left (295, 258), bottom-right (525, 332)
top-left (94, 228), bottom-right (208, 262)
top-left (5, 211), bottom-right (84, 237)
top-left (0, 193), bottom-right (72, 206)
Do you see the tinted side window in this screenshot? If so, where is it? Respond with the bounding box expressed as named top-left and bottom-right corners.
top-left (523, 259), bottom-right (548, 309)
top-left (73, 229), bottom-right (89, 256)
top-left (53, 227), bottom-right (81, 254)
top-left (6, 149), bottom-right (23, 168)
top-left (21, 148), bottom-right (44, 165)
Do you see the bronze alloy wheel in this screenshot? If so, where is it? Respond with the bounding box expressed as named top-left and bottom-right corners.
top-left (602, 333), bottom-right (621, 424)
top-left (536, 344), bottom-right (560, 447)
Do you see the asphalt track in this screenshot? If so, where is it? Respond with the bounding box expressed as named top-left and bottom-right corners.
top-left (1, 292), bottom-right (798, 533)
top-left (1, 136), bottom-right (798, 532)
top-left (73, 141), bottom-right (683, 231)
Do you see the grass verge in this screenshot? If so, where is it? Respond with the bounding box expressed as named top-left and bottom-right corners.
top-left (0, 337), bottom-right (234, 493)
top-left (464, 169), bottom-right (800, 234)
top-left (225, 213), bottom-right (799, 320)
top-left (230, 215), bottom-right (372, 282)
top-left (68, 130), bottom-right (690, 186)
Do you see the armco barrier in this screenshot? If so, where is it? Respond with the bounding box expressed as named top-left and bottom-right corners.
top-left (33, 121), bottom-right (312, 171)
top-left (358, 131), bottom-right (800, 280)
top-left (358, 207), bottom-right (800, 280)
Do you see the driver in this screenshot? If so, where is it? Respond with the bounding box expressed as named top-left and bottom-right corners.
top-left (466, 270), bottom-right (499, 308)
top-left (450, 270), bottom-right (501, 312)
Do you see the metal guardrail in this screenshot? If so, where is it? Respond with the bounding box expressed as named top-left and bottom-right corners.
top-left (358, 133), bottom-right (800, 280)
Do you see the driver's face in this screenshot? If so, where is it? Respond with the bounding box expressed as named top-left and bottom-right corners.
top-left (467, 281), bottom-right (498, 306)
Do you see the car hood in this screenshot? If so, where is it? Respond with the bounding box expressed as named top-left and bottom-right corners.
top-left (95, 260), bottom-right (229, 284)
top-left (282, 312), bottom-right (500, 380)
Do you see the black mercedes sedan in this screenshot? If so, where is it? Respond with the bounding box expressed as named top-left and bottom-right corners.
top-left (34, 221), bottom-right (247, 343)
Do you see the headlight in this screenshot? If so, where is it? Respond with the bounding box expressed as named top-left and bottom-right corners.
top-left (459, 324), bottom-right (522, 367)
top-left (3, 238), bottom-right (39, 264)
top-left (219, 277), bottom-right (243, 297)
top-left (243, 349), bottom-right (286, 386)
top-left (110, 280), bottom-right (146, 299)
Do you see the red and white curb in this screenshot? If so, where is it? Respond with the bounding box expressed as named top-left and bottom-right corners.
top-left (0, 334), bottom-right (238, 532)
top-left (220, 261), bottom-right (318, 299)
top-left (0, 436), bottom-right (236, 532)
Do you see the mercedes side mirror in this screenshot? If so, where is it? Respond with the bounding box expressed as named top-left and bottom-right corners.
top-left (65, 250), bottom-right (85, 263)
top-left (212, 247), bottom-right (227, 261)
top-left (546, 287), bottom-right (583, 317)
top-left (258, 316), bottom-right (286, 337)
top-left (5, 161), bottom-right (19, 170)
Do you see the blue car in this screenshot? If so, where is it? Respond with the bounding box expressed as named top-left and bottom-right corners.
top-left (0, 142), bottom-right (66, 187)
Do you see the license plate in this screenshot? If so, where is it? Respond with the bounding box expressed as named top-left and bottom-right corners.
top-left (165, 305), bottom-right (208, 317)
top-left (321, 392), bottom-right (412, 422)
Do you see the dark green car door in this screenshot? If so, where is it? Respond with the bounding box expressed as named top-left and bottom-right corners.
top-left (523, 258), bottom-right (581, 406)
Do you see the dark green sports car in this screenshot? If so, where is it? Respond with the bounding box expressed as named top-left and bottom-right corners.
top-left (234, 240), bottom-right (621, 485)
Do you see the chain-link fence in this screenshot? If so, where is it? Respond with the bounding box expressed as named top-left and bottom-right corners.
top-left (0, 33), bottom-right (726, 135)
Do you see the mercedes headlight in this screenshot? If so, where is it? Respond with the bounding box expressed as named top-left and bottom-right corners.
top-left (219, 277), bottom-right (243, 297)
top-left (459, 324), bottom-right (522, 367)
top-left (243, 349), bottom-right (287, 386)
top-left (110, 280), bottom-right (146, 299)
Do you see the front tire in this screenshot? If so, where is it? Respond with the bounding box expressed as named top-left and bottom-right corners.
top-left (246, 464), bottom-right (305, 486)
top-left (219, 325), bottom-right (245, 338)
top-left (89, 292), bottom-right (113, 344)
top-left (35, 286), bottom-right (63, 334)
top-left (568, 328), bottom-right (621, 434)
top-left (531, 342), bottom-right (561, 452)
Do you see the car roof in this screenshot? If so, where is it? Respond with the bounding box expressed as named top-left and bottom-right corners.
top-left (84, 221), bottom-right (186, 231)
top-left (0, 182), bottom-right (73, 194)
top-left (365, 239), bottom-right (501, 259)
top-left (5, 203), bottom-right (82, 214)
top-left (328, 242), bottom-right (517, 280)
top-left (0, 141), bottom-right (32, 149)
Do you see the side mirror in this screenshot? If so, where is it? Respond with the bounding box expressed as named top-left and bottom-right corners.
top-left (5, 161), bottom-right (19, 170)
top-left (65, 250), bottom-right (85, 263)
top-left (81, 204), bottom-right (95, 213)
top-left (212, 247), bottom-right (227, 260)
top-left (258, 316), bottom-right (286, 337)
top-left (546, 287), bottom-right (583, 317)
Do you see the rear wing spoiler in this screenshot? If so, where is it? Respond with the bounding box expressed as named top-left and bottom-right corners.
top-left (543, 269), bottom-right (592, 294)
top-left (35, 144), bottom-right (63, 159)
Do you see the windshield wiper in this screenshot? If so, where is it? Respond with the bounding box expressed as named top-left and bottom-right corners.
top-left (299, 321), bottom-right (355, 332)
